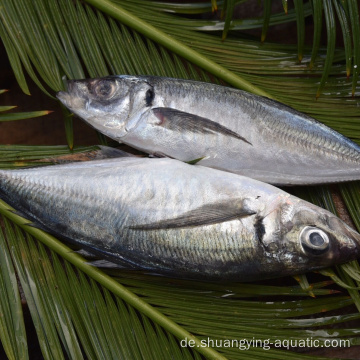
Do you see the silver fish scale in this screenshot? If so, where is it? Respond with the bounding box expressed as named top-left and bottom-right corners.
top-left (56, 75), bottom-right (360, 184)
top-left (0, 158), bottom-right (272, 278)
top-left (159, 78), bottom-right (360, 170)
top-left (1, 157), bottom-right (360, 280)
top-left (156, 77), bottom-right (360, 163)
top-left (261, 108), bottom-right (360, 163)
top-left (134, 222), bottom-right (250, 265)
top-left (114, 162), bottom-right (260, 273)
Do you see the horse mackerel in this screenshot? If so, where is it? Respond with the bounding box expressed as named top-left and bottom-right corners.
top-left (0, 157), bottom-right (359, 281)
top-left (57, 75), bottom-right (360, 185)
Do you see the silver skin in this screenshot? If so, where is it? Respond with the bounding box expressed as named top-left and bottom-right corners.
top-left (57, 75), bottom-right (360, 185)
top-left (1, 157), bottom-right (359, 281)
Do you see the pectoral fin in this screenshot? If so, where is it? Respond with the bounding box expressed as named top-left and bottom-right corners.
top-left (130, 200), bottom-right (256, 230)
top-left (153, 107), bottom-right (252, 145)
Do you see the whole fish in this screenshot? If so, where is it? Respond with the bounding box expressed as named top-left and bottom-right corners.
top-left (57, 75), bottom-right (360, 185)
top-left (0, 157), bottom-right (359, 281)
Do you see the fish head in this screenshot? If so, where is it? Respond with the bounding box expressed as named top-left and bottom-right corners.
top-left (56, 76), bottom-right (153, 140)
top-left (260, 195), bottom-right (360, 276)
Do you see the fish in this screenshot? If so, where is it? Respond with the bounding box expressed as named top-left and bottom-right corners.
top-left (0, 156), bottom-right (359, 281)
top-left (57, 75), bottom-right (360, 186)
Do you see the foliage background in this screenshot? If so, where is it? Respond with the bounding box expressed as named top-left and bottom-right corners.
top-left (1, 0), bottom-right (360, 359)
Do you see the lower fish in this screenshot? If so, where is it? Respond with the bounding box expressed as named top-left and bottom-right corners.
top-left (0, 156), bottom-right (359, 281)
top-left (57, 75), bottom-right (360, 185)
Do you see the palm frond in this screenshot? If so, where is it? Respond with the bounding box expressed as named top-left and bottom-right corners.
top-left (199, 0), bottom-right (360, 94)
top-left (0, 203), bottom-right (228, 360)
top-left (1, 1), bottom-right (360, 359)
top-left (2, 201), bottom-right (360, 360)
top-left (0, 110), bottom-right (51, 122)
top-left (260, 0), bottom-right (272, 42)
top-left (309, 0), bottom-right (322, 69)
top-left (0, 90), bottom-right (51, 121)
top-left (317, 0), bottom-right (336, 98)
top-left (0, 226), bottom-right (27, 360)
top-left (348, 0), bottom-right (360, 95)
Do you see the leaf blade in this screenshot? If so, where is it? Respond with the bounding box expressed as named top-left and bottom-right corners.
top-left (0, 225), bottom-right (28, 360)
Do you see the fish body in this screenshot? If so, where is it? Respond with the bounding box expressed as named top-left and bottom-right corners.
top-left (57, 76), bottom-right (360, 185)
top-left (1, 157), bottom-right (359, 281)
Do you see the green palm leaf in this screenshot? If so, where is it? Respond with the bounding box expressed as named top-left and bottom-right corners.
top-left (0, 90), bottom-right (51, 121)
top-left (1, 1), bottom-right (360, 359)
top-left (2, 201), bottom-right (360, 360)
top-left (0, 224), bottom-right (27, 360)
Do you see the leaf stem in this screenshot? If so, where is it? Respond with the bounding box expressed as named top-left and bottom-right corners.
top-left (0, 199), bottom-right (228, 360)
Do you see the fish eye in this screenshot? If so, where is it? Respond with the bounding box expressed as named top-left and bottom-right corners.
top-left (300, 226), bottom-right (330, 255)
top-left (92, 80), bottom-right (116, 100)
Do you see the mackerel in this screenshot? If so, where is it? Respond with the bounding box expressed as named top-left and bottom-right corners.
top-left (0, 157), bottom-right (359, 281)
top-left (57, 75), bottom-right (360, 185)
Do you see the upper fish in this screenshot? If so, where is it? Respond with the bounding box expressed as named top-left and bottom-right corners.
top-left (57, 75), bottom-right (360, 186)
top-left (1, 156), bottom-right (359, 281)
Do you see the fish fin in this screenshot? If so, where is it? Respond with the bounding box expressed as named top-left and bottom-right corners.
top-left (152, 107), bottom-right (252, 145)
top-left (130, 199), bottom-right (256, 230)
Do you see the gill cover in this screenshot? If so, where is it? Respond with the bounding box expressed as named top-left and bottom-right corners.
top-left (57, 76), bottom-right (155, 140)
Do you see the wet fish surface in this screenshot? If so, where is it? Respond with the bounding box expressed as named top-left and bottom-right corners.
top-left (57, 75), bottom-right (360, 185)
top-left (1, 157), bottom-right (359, 281)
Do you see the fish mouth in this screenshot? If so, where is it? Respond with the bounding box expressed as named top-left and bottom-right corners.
top-left (328, 216), bottom-right (360, 256)
top-left (344, 226), bottom-right (360, 253)
top-left (56, 91), bottom-right (71, 107)
top-left (56, 80), bottom-right (79, 107)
